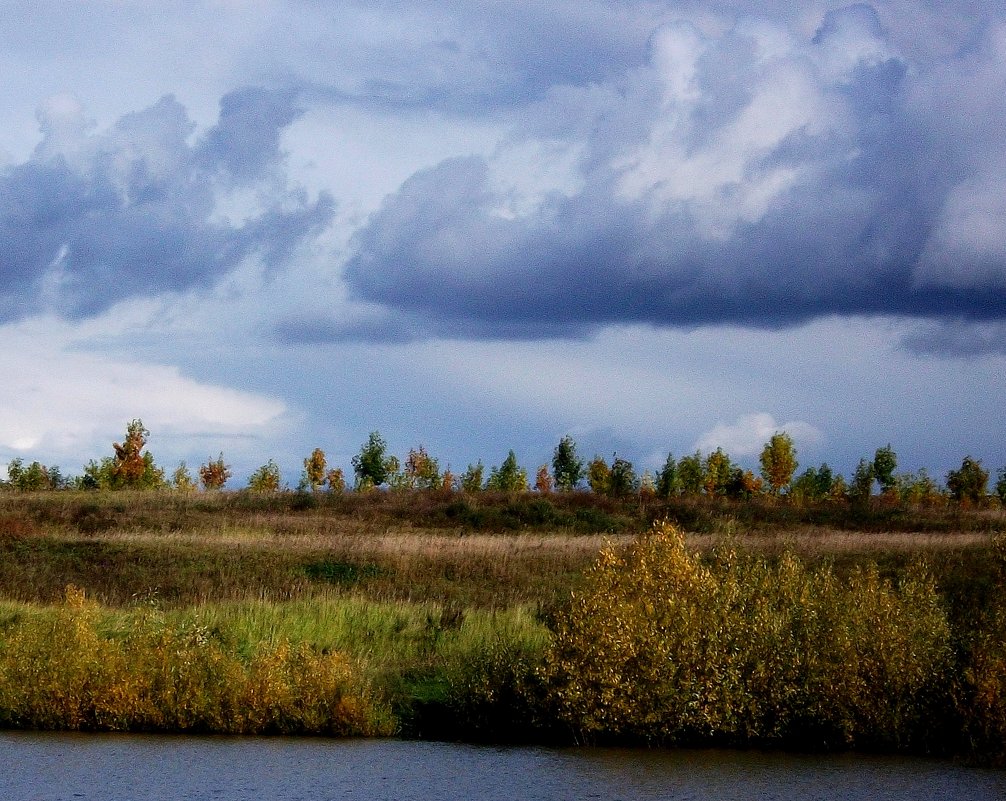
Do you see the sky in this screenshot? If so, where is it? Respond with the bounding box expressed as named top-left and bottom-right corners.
top-left (1, 0), bottom-right (1005, 487)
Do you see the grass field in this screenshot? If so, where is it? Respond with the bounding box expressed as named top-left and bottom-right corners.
top-left (0, 489), bottom-right (1004, 760)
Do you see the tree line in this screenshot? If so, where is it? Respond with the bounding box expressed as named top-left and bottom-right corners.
top-left (5, 420), bottom-right (1006, 506)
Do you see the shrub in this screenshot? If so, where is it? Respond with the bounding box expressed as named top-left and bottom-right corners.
top-left (544, 521), bottom-right (953, 749)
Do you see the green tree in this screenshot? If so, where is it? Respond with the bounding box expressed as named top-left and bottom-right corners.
top-left (759, 433), bottom-right (798, 495)
top-left (552, 435), bottom-right (584, 492)
top-left (486, 451), bottom-right (527, 493)
top-left (7, 458), bottom-right (58, 491)
top-left (946, 456), bottom-right (989, 505)
top-left (896, 469), bottom-right (940, 506)
top-left (850, 458), bottom-right (875, 502)
top-left (352, 432), bottom-right (393, 489)
top-left (303, 448), bottom-right (327, 491)
top-left (873, 445), bottom-right (898, 495)
top-left (791, 463), bottom-right (835, 504)
top-left (199, 454), bottom-right (231, 491)
top-left (656, 453), bottom-right (678, 498)
top-left (460, 462), bottom-right (484, 493)
top-left (248, 460), bottom-right (282, 492)
top-left (677, 451), bottom-right (704, 495)
top-left (608, 455), bottom-right (637, 497)
top-left (996, 467), bottom-right (1006, 505)
top-left (586, 456), bottom-right (611, 495)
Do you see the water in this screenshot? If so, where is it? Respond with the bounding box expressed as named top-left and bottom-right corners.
top-left (2, 733), bottom-right (1004, 801)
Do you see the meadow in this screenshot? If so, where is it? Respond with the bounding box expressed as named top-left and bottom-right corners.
top-left (0, 488), bottom-right (1004, 762)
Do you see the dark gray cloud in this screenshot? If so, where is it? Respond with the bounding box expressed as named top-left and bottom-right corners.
top-left (901, 321), bottom-right (1006, 357)
top-left (195, 87), bottom-right (302, 184)
top-left (0, 88), bottom-right (332, 321)
top-left (342, 6), bottom-right (1006, 341)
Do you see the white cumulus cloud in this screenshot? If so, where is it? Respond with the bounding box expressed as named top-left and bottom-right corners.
top-left (694, 412), bottom-right (822, 457)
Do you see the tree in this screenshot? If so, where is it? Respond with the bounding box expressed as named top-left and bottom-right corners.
top-left (946, 456), bottom-right (989, 505)
top-left (535, 465), bottom-right (553, 494)
top-left (172, 461), bottom-right (197, 492)
top-left (248, 460), bottom-right (282, 492)
top-left (326, 467), bottom-right (346, 493)
top-left (405, 445), bottom-right (440, 490)
top-left (7, 458), bottom-right (58, 491)
top-left (724, 467), bottom-right (762, 499)
top-left (656, 453), bottom-right (678, 498)
top-left (896, 469), bottom-right (941, 506)
top-left (83, 420), bottom-right (164, 490)
top-left (384, 455), bottom-right (405, 490)
top-left (608, 455), bottom-right (637, 497)
top-left (703, 448), bottom-right (733, 496)
top-left (997, 467), bottom-right (1006, 505)
top-left (486, 451), bottom-right (527, 493)
top-left (677, 451), bottom-right (704, 495)
top-left (199, 454), bottom-right (231, 491)
top-left (639, 470), bottom-right (656, 498)
top-left (791, 463), bottom-right (835, 504)
top-left (112, 419), bottom-right (150, 486)
top-left (352, 432), bottom-right (393, 489)
top-left (586, 456), bottom-right (610, 495)
top-left (460, 462), bottom-right (484, 493)
top-left (873, 445), bottom-right (898, 495)
top-left (759, 433), bottom-right (798, 495)
top-left (827, 474), bottom-right (849, 502)
top-left (552, 436), bottom-right (584, 492)
top-left (303, 448), bottom-right (327, 492)
top-left (850, 458), bottom-right (875, 502)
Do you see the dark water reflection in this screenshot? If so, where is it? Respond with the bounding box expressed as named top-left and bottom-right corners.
top-left (2, 733), bottom-right (1003, 801)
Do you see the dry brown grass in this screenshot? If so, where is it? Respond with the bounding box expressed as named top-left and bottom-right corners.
top-left (688, 527), bottom-right (990, 555)
top-left (0, 490), bottom-right (1000, 612)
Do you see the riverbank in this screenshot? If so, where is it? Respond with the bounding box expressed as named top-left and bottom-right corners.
top-left (0, 491), bottom-right (1004, 763)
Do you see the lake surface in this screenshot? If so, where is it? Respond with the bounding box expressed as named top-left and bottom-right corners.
top-left (2, 733), bottom-right (1004, 801)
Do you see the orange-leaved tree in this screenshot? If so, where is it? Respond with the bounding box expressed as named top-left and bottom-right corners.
top-left (199, 454), bottom-right (231, 491)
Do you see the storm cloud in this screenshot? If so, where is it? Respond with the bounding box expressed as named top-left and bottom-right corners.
top-left (343, 6), bottom-right (1006, 339)
top-left (0, 88), bottom-right (332, 321)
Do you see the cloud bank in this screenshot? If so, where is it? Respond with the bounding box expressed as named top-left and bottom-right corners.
top-left (342, 6), bottom-right (1006, 341)
top-left (0, 87), bottom-right (332, 322)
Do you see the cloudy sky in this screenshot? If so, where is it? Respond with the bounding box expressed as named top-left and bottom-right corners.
top-left (1, 0), bottom-right (1005, 486)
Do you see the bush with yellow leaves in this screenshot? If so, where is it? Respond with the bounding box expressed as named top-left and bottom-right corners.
top-left (545, 521), bottom-right (953, 750)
